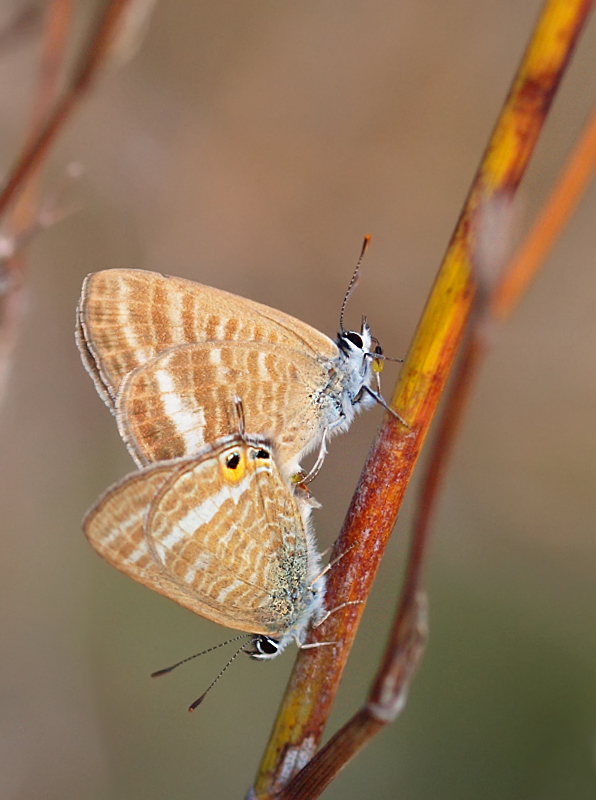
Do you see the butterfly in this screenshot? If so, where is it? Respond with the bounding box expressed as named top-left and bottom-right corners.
top-left (76, 243), bottom-right (400, 479)
top-left (83, 426), bottom-right (325, 662)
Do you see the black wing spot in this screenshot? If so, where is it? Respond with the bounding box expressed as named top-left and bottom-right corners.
top-left (226, 452), bottom-right (241, 470)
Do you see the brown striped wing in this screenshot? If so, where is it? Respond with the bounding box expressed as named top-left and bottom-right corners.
top-left (116, 342), bottom-right (330, 468)
top-left (83, 438), bottom-right (310, 636)
top-left (83, 462), bottom-right (214, 619)
top-left (76, 269), bottom-right (337, 410)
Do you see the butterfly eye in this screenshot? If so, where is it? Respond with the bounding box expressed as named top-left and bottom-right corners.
top-left (249, 635), bottom-right (281, 659)
top-left (375, 344), bottom-right (383, 356)
top-left (345, 331), bottom-right (363, 349)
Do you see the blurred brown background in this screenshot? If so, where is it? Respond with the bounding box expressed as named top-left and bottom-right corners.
top-left (1, 1), bottom-right (595, 798)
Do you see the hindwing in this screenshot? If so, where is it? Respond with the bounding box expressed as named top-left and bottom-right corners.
top-left (115, 341), bottom-right (330, 468)
top-left (83, 437), bottom-right (314, 637)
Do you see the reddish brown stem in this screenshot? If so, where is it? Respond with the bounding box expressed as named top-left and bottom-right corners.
top-left (274, 301), bottom-right (488, 799)
top-left (253, 2), bottom-right (593, 796)
top-left (394, 75), bottom-right (596, 684)
top-left (274, 593), bottom-right (428, 800)
top-left (288, 84), bottom-right (596, 796)
top-left (298, 25), bottom-right (596, 800)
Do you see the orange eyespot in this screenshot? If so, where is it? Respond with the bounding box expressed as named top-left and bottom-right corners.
top-left (220, 449), bottom-right (246, 483)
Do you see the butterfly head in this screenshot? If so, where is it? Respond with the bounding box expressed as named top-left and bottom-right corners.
top-left (247, 635), bottom-right (282, 660)
top-left (336, 234), bottom-right (395, 376)
top-left (336, 317), bottom-right (378, 376)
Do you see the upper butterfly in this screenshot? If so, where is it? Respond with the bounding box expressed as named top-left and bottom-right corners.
top-left (76, 251), bottom-right (397, 477)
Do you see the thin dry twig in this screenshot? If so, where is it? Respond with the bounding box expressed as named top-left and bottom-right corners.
top-left (251, 2), bottom-right (593, 797)
top-left (0, 0), bottom-right (73, 403)
top-left (493, 100), bottom-right (596, 320)
top-left (0, 0), bottom-right (149, 402)
top-left (0, 3), bottom-right (41, 56)
top-left (10, 0), bottom-right (74, 240)
top-left (0, 0), bottom-right (137, 220)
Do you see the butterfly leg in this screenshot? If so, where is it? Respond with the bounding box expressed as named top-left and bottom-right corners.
top-left (296, 638), bottom-right (339, 650)
top-left (374, 365), bottom-right (382, 395)
top-left (361, 384), bottom-right (410, 428)
top-left (313, 600), bottom-right (363, 628)
top-left (297, 428), bottom-right (328, 485)
top-left (309, 542), bottom-right (357, 589)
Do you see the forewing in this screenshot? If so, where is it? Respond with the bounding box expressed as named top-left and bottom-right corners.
top-left (83, 463), bottom-right (223, 619)
top-left (145, 450), bottom-right (310, 637)
top-left (77, 269), bottom-right (337, 408)
top-left (116, 341), bottom-right (329, 468)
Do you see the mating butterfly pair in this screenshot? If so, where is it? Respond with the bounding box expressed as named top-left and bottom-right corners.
top-left (78, 262), bottom-right (398, 668)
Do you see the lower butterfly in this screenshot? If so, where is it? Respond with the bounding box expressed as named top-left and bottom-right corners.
top-left (84, 426), bottom-right (326, 664)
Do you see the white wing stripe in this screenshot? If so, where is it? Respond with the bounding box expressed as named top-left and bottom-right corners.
top-left (154, 369), bottom-right (206, 453)
top-left (157, 477), bottom-right (251, 551)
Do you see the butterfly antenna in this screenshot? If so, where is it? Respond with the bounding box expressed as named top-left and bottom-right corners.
top-left (189, 640), bottom-right (252, 711)
top-left (339, 234), bottom-right (371, 333)
top-left (151, 634), bottom-right (250, 677)
top-left (380, 355), bottom-right (404, 363)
